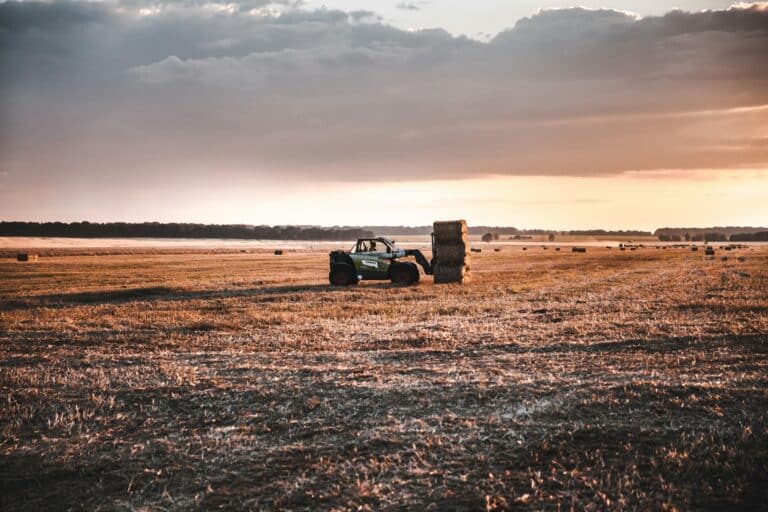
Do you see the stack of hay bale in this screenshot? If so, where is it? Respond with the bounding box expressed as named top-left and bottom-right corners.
top-left (432, 220), bottom-right (471, 284)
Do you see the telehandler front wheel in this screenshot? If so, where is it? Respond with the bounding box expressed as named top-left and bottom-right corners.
top-left (329, 265), bottom-right (358, 286)
top-left (390, 262), bottom-right (419, 285)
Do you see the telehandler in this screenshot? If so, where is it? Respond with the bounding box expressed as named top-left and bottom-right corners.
top-left (328, 237), bottom-right (433, 286)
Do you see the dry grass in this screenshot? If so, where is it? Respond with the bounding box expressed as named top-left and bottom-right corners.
top-left (1, 246), bottom-right (767, 510)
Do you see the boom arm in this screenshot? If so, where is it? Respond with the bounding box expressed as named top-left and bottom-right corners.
top-left (405, 249), bottom-right (433, 275)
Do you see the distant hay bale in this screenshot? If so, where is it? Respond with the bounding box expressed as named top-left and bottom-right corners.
top-left (274, 250), bottom-right (284, 255)
top-left (691, 247), bottom-right (699, 252)
top-left (705, 247), bottom-right (715, 256)
top-left (555, 247), bottom-right (561, 251)
top-left (738, 256), bottom-right (746, 262)
top-left (572, 247), bottom-right (586, 253)
top-left (17, 253), bottom-right (38, 262)
top-left (494, 248), bottom-right (501, 252)
top-left (470, 248), bottom-right (482, 253)
top-left (522, 247), bottom-right (527, 251)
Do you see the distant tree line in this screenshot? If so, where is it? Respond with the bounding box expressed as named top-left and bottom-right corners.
top-left (730, 231), bottom-right (768, 241)
top-left (655, 227), bottom-right (768, 242)
top-left (363, 226), bottom-right (653, 237)
top-left (0, 222), bottom-right (374, 241)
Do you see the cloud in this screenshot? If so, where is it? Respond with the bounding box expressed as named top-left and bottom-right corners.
top-left (396, 2), bottom-right (422, 11)
top-left (1, 1), bottom-right (767, 187)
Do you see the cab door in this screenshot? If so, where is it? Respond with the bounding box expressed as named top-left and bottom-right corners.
top-left (351, 240), bottom-right (391, 280)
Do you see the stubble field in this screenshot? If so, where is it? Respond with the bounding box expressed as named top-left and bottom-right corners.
top-left (1, 245), bottom-right (767, 510)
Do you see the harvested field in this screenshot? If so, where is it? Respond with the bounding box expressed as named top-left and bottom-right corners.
top-left (1, 246), bottom-right (767, 510)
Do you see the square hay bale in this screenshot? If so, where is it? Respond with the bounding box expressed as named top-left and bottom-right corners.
top-left (17, 253), bottom-right (38, 262)
top-left (432, 220), bottom-right (471, 284)
top-left (572, 247), bottom-right (587, 253)
top-left (432, 220), bottom-right (469, 245)
top-left (434, 243), bottom-right (470, 263)
top-left (274, 250), bottom-right (284, 255)
top-left (433, 263), bottom-right (470, 284)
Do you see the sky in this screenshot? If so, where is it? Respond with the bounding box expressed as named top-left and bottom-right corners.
top-left (1, 1), bottom-right (767, 230)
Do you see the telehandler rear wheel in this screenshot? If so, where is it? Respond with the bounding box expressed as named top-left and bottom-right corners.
top-left (329, 265), bottom-right (358, 286)
top-left (390, 262), bottom-right (419, 285)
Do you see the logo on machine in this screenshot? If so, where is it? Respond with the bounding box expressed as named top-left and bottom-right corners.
top-left (361, 259), bottom-right (378, 269)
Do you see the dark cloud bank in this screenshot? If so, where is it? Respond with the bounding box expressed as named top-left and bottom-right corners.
top-left (1, 1), bottom-right (767, 187)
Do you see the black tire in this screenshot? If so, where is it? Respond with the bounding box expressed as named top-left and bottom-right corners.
top-left (390, 262), bottom-right (419, 285)
top-left (329, 265), bottom-right (357, 286)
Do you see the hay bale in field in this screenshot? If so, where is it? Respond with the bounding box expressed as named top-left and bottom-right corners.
top-left (494, 248), bottom-right (501, 252)
top-left (432, 220), bottom-right (471, 284)
top-left (555, 247), bottom-right (561, 252)
top-left (691, 246), bottom-right (699, 252)
top-left (274, 249), bottom-right (284, 255)
top-left (522, 247), bottom-right (527, 251)
top-left (470, 248), bottom-right (481, 253)
top-left (436, 243), bottom-right (471, 263)
top-left (705, 247), bottom-right (715, 256)
top-left (738, 256), bottom-right (746, 262)
top-left (433, 263), bottom-right (470, 284)
top-left (17, 253), bottom-right (38, 262)
top-left (572, 247), bottom-right (586, 253)
top-left (433, 219), bottom-right (468, 239)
